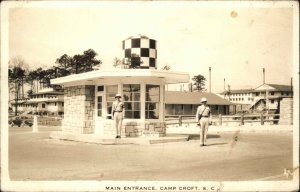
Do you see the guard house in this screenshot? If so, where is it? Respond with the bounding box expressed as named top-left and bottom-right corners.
top-left (51, 35), bottom-right (189, 138)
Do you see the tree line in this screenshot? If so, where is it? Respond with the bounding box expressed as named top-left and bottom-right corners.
top-left (8, 49), bottom-right (101, 115)
top-left (9, 49), bottom-right (206, 115)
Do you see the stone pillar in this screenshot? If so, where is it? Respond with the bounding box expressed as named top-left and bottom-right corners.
top-left (279, 98), bottom-right (293, 125)
top-left (62, 85), bottom-right (95, 134)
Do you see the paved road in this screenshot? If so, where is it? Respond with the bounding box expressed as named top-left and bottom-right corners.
top-left (9, 126), bottom-right (293, 181)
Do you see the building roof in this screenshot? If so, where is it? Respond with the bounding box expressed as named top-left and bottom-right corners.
top-left (126, 34), bottom-right (149, 39)
top-left (51, 69), bottom-right (189, 86)
top-left (219, 83), bottom-right (292, 94)
top-left (30, 91), bottom-right (64, 95)
top-left (252, 83), bottom-right (293, 92)
top-left (219, 89), bottom-right (254, 94)
top-left (165, 91), bottom-right (233, 105)
top-left (265, 84), bottom-right (292, 91)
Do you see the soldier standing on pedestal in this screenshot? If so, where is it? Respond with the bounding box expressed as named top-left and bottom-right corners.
top-left (112, 94), bottom-right (124, 139)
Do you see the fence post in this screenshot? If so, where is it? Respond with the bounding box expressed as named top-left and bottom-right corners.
top-left (260, 114), bottom-right (264, 125)
top-left (179, 115), bottom-right (182, 126)
top-left (241, 113), bottom-right (244, 125)
top-left (219, 114), bottom-right (222, 126)
top-left (32, 115), bottom-right (38, 132)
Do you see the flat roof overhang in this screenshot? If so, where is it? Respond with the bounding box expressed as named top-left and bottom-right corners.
top-left (31, 91), bottom-right (64, 95)
top-left (51, 69), bottom-right (190, 86)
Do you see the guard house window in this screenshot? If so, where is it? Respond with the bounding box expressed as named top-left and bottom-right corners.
top-left (97, 86), bottom-right (104, 92)
top-left (123, 84), bottom-right (141, 119)
top-left (256, 92), bottom-right (259, 96)
top-left (106, 85), bottom-right (118, 119)
top-left (97, 96), bottom-right (102, 117)
top-left (145, 85), bottom-right (160, 119)
top-left (270, 92), bottom-right (274, 95)
top-left (42, 104), bottom-right (46, 108)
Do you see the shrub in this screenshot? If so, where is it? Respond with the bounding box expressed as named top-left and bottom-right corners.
top-left (11, 118), bottom-right (23, 127)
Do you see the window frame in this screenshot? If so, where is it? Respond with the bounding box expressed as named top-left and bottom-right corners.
top-left (145, 84), bottom-right (160, 119)
top-left (105, 85), bottom-right (118, 119)
top-left (123, 84), bottom-right (141, 119)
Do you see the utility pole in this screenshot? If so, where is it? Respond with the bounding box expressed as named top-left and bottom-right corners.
top-left (224, 78), bottom-right (226, 99)
top-left (227, 85), bottom-right (231, 101)
top-left (209, 67), bottom-right (211, 93)
top-left (228, 84), bottom-right (234, 114)
top-left (263, 68), bottom-right (265, 84)
top-left (266, 85), bottom-right (269, 116)
top-left (263, 68), bottom-right (269, 114)
top-left (291, 77), bottom-right (293, 97)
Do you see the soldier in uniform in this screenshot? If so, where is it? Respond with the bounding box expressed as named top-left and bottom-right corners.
top-left (112, 94), bottom-right (124, 139)
top-left (196, 97), bottom-right (212, 146)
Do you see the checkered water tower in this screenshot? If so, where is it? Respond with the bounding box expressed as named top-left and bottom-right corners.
top-left (122, 35), bottom-right (157, 69)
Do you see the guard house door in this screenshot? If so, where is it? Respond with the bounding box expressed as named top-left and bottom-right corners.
top-left (95, 86), bottom-right (104, 135)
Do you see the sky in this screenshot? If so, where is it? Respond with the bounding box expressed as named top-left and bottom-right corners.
top-left (8, 2), bottom-right (295, 93)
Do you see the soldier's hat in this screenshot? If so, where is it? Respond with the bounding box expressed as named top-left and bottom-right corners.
top-left (115, 94), bottom-right (122, 98)
top-left (200, 97), bottom-right (207, 103)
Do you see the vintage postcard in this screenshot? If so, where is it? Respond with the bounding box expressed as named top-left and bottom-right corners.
top-left (1, 1), bottom-right (299, 192)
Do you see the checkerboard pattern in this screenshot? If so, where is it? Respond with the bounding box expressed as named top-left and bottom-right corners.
top-left (122, 36), bottom-right (157, 69)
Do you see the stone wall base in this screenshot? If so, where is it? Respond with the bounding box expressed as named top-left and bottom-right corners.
top-left (279, 98), bottom-right (293, 125)
top-left (62, 85), bottom-right (95, 134)
top-left (100, 120), bottom-right (166, 138)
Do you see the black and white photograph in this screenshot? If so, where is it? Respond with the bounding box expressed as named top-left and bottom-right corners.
top-left (1, 1), bottom-right (299, 191)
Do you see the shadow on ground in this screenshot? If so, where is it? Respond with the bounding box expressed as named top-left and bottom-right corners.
top-left (185, 134), bottom-right (221, 140)
top-left (166, 133), bottom-right (221, 141)
top-left (206, 142), bottom-right (228, 146)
